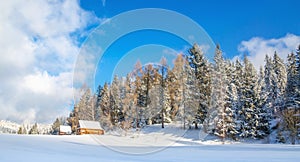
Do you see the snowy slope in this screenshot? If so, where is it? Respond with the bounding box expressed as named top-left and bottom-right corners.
top-left (1, 124), bottom-right (300, 162)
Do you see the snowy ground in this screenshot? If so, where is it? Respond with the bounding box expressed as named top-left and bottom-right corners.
top-left (1, 125), bottom-right (300, 162)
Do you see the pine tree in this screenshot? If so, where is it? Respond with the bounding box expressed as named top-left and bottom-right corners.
top-left (207, 45), bottom-right (238, 141)
top-left (95, 85), bottom-right (103, 121)
top-left (17, 125), bottom-right (27, 134)
top-left (110, 75), bottom-right (122, 125)
top-left (188, 43), bottom-right (211, 128)
top-left (29, 123), bottom-right (39, 134)
top-left (52, 118), bottom-right (61, 134)
top-left (183, 60), bottom-right (198, 129)
top-left (225, 60), bottom-right (239, 140)
top-left (99, 83), bottom-right (113, 130)
top-left (256, 66), bottom-right (271, 139)
top-left (67, 106), bottom-right (79, 133)
top-left (273, 52), bottom-right (287, 112)
top-left (77, 88), bottom-right (95, 121)
top-left (208, 45), bottom-right (227, 138)
top-left (238, 56), bottom-right (259, 139)
top-left (264, 55), bottom-right (277, 116)
top-left (282, 51), bottom-right (300, 144)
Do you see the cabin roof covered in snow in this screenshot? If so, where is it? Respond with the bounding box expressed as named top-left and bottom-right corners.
top-left (59, 125), bottom-right (71, 132)
top-left (78, 120), bottom-right (103, 130)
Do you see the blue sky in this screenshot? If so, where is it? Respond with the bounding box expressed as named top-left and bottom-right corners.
top-left (0, 0), bottom-right (299, 123)
top-left (79, 0), bottom-right (300, 86)
top-left (81, 0), bottom-right (300, 57)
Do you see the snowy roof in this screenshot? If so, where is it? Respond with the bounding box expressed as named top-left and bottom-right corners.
top-left (78, 120), bottom-right (103, 130)
top-left (59, 125), bottom-right (71, 133)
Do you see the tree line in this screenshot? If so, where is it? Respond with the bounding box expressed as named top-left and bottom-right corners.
top-left (66, 44), bottom-right (300, 144)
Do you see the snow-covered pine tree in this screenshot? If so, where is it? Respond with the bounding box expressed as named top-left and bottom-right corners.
top-left (224, 60), bottom-right (239, 140)
top-left (99, 83), bottom-right (112, 130)
top-left (264, 55), bottom-right (277, 116)
top-left (67, 105), bottom-right (79, 133)
top-left (297, 45), bottom-right (300, 90)
top-left (29, 123), bottom-right (39, 134)
top-left (51, 118), bottom-right (61, 134)
top-left (273, 52), bottom-right (287, 113)
top-left (95, 85), bottom-right (103, 121)
top-left (255, 66), bottom-right (271, 139)
top-left (188, 43), bottom-right (211, 128)
top-left (209, 44), bottom-right (227, 140)
top-left (110, 75), bottom-right (123, 126)
top-left (207, 45), bottom-right (238, 141)
top-left (17, 125), bottom-right (27, 134)
top-left (233, 59), bottom-right (243, 139)
top-left (77, 88), bottom-right (95, 121)
top-left (238, 56), bottom-right (259, 139)
top-left (282, 51), bottom-right (300, 144)
top-left (183, 59), bottom-right (198, 129)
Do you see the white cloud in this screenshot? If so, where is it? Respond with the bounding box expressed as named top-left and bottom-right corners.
top-left (238, 33), bottom-right (300, 69)
top-left (0, 0), bottom-right (100, 123)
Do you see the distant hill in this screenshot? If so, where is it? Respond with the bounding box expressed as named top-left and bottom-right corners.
top-left (0, 120), bottom-right (52, 134)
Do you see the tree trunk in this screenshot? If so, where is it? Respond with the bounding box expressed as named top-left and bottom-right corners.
top-left (162, 111), bottom-right (164, 128)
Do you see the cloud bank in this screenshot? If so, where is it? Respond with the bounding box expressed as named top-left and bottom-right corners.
top-left (0, 0), bottom-right (100, 123)
top-left (238, 34), bottom-right (300, 69)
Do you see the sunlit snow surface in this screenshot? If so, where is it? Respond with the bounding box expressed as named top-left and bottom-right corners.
top-left (1, 125), bottom-right (300, 162)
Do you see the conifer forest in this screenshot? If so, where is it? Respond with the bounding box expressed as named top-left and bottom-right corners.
top-left (68, 44), bottom-right (300, 144)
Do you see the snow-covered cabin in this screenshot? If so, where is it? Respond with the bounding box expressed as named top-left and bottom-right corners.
top-left (59, 125), bottom-right (72, 135)
top-left (77, 120), bottom-right (104, 135)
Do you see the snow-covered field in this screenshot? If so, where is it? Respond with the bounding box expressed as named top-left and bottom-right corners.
top-left (1, 125), bottom-right (300, 162)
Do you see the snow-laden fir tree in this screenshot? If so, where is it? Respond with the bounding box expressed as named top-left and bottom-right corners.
top-left (95, 85), bottom-right (103, 121)
top-left (208, 44), bottom-right (227, 138)
top-left (264, 55), bottom-right (278, 116)
top-left (255, 66), bottom-right (271, 139)
top-left (207, 45), bottom-right (238, 141)
top-left (29, 123), bottom-right (39, 134)
top-left (99, 83), bottom-right (113, 130)
top-left (77, 88), bottom-right (95, 121)
top-left (183, 59), bottom-right (199, 129)
top-left (237, 56), bottom-right (260, 139)
top-left (233, 59), bottom-right (243, 108)
top-left (51, 118), bottom-right (61, 134)
top-left (188, 43), bottom-right (211, 128)
top-left (282, 50), bottom-right (300, 144)
top-left (224, 60), bottom-right (239, 140)
top-left (273, 52), bottom-right (287, 113)
top-left (110, 75), bottom-right (123, 126)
